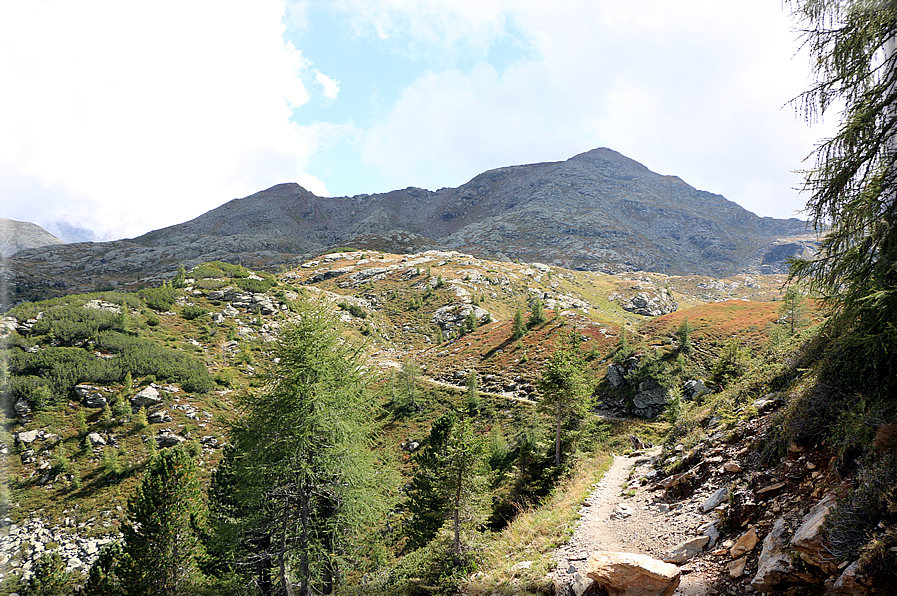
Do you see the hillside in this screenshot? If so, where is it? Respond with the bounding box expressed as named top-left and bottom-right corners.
top-left (7, 250), bottom-right (891, 595)
top-left (0, 219), bottom-right (64, 258)
top-left (1, 148), bottom-right (816, 306)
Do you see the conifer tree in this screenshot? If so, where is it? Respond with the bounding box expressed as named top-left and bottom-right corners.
top-left (676, 318), bottom-right (693, 354)
top-left (119, 445), bottom-right (205, 595)
top-left (405, 413), bottom-right (456, 549)
top-left (214, 303), bottom-right (382, 596)
top-left (512, 307), bottom-right (526, 340)
top-left (537, 347), bottom-right (590, 466)
top-left (20, 551), bottom-right (73, 596)
top-left (528, 295), bottom-right (546, 328)
top-left (81, 541), bottom-right (123, 596)
top-left (788, 0), bottom-right (897, 375)
top-left (779, 286), bottom-right (807, 336)
top-left (436, 417), bottom-right (490, 565)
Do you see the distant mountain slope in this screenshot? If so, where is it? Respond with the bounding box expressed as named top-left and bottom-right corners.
top-left (0, 218), bottom-right (64, 257)
top-left (3, 148), bottom-right (815, 304)
top-left (134, 148), bottom-right (812, 275)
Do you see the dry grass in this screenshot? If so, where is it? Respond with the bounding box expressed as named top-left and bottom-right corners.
top-left (463, 452), bottom-right (613, 595)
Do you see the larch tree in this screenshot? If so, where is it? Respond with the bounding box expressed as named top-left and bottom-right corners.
top-left (537, 347), bottom-right (591, 467)
top-left (788, 0), bottom-right (897, 374)
top-left (215, 303), bottom-right (382, 596)
top-left (435, 416), bottom-right (490, 566)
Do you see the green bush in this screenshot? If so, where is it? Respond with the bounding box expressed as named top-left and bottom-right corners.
top-left (138, 285), bottom-right (179, 311)
top-left (181, 305), bottom-right (207, 321)
top-left (234, 277), bottom-right (277, 293)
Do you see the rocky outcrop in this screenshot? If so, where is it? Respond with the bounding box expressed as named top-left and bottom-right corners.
top-left (0, 218), bottom-right (64, 257)
top-left (131, 386), bottom-right (162, 408)
top-left (788, 492), bottom-right (838, 572)
top-left (585, 551), bottom-right (680, 596)
top-left (0, 517), bottom-right (120, 580)
top-left (432, 304), bottom-right (492, 332)
top-left (621, 291), bottom-right (678, 317)
top-left (632, 380), bottom-right (673, 418)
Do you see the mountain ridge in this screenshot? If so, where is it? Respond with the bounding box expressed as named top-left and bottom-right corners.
top-left (3, 148), bottom-right (815, 305)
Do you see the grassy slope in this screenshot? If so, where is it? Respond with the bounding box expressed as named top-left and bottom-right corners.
top-left (2, 249), bottom-right (821, 593)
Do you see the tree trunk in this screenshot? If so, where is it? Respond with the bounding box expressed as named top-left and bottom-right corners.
top-left (299, 481), bottom-right (310, 596)
top-left (453, 469), bottom-right (462, 566)
top-left (555, 403), bottom-right (562, 467)
top-left (279, 494), bottom-right (293, 596)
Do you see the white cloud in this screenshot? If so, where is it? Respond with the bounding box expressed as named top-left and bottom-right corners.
top-left (315, 70), bottom-right (340, 100)
top-left (0, 0), bottom-right (328, 239)
top-left (353, 0), bottom-right (835, 219)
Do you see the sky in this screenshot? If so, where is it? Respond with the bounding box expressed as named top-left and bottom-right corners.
top-left (0, 0), bottom-right (836, 242)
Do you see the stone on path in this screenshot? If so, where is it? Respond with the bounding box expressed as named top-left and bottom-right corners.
top-left (586, 551), bottom-right (681, 596)
top-left (729, 527), bottom-right (758, 558)
top-left (663, 535), bottom-right (709, 564)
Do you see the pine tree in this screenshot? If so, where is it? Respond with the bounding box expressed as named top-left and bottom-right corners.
top-left (465, 371), bottom-right (480, 415)
top-left (119, 445), bottom-right (205, 595)
top-left (81, 541), bottom-right (123, 596)
top-left (435, 417), bottom-right (489, 565)
top-left (214, 303), bottom-right (383, 596)
top-left (528, 295), bottom-right (546, 328)
top-left (537, 348), bottom-right (590, 466)
top-left (512, 307), bottom-right (526, 340)
top-left (788, 0), bottom-right (897, 375)
top-left (779, 286), bottom-right (807, 336)
top-left (676, 318), bottom-right (693, 354)
top-left (20, 551), bottom-right (73, 596)
top-left (405, 413), bottom-right (456, 549)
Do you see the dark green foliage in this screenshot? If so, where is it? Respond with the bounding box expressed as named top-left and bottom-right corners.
top-left (233, 276), bottom-right (277, 293)
top-left (81, 541), bottom-right (123, 596)
top-left (463, 309), bottom-right (478, 334)
top-left (527, 295), bottom-right (546, 328)
top-left (788, 0), bottom-right (897, 384)
top-left (172, 265), bottom-right (187, 289)
top-left (511, 308), bottom-right (526, 340)
top-left (119, 445), bottom-right (206, 595)
top-left (710, 339), bottom-right (751, 388)
top-left (537, 347), bottom-right (590, 466)
top-left (94, 331), bottom-right (213, 393)
top-left (612, 329), bottom-right (633, 364)
top-left (435, 275), bottom-right (446, 289)
top-left (338, 301), bottom-right (368, 319)
top-left (406, 413), bottom-right (456, 549)
top-left (676, 318), bottom-right (693, 354)
top-left (138, 285), bottom-right (179, 312)
top-left (437, 417), bottom-right (489, 564)
top-left (19, 551), bottom-right (74, 596)
top-left (182, 305), bottom-right (208, 321)
top-left (30, 304), bottom-right (128, 344)
top-left (5, 330), bottom-right (213, 406)
top-left (209, 303), bottom-right (383, 595)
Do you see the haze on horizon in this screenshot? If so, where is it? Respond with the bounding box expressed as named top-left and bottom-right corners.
top-left (0, 1), bottom-right (834, 243)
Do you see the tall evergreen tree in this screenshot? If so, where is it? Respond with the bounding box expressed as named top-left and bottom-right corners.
top-left (405, 413), bottom-right (456, 550)
top-left (436, 417), bottom-right (489, 565)
top-left (528, 295), bottom-right (546, 328)
top-left (537, 347), bottom-right (590, 466)
top-left (788, 0), bottom-right (897, 374)
top-left (511, 307), bottom-right (526, 340)
top-left (215, 303), bottom-right (382, 596)
top-left (119, 445), bottom-right (205, 596)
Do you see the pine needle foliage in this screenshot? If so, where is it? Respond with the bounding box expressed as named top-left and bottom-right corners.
top-left (119, 445), bottom-right (206, 595)
top-left (788, 0), bottom-right (897, 378)
top-left (212, 302), bottom-right (383, 596)
top-left (537, 346), bottom-right (591, 467)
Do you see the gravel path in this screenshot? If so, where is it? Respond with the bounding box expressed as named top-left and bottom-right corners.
top-left (552, 449), bottom-right (715, 596)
